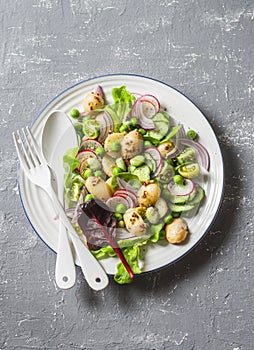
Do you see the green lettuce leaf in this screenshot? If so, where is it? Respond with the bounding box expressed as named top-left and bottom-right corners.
top-left (105, 86), bottom-right (136, 129)
top-left (114, 243), bottom-right (145, 285)
top-left (91, 246), bottom-right (117, 260)
top-left (63, 147), bottom-right (81, 207)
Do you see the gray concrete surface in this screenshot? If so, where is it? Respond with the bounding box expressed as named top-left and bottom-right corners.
top-left (1, 0), bottom-right (254, 349)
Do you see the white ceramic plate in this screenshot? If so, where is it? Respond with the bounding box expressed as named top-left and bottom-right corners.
top-left (18, 74), bottom-right (224, 275)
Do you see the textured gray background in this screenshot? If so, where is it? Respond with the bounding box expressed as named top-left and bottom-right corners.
top-left (1, 0), bottom-right (254, 349)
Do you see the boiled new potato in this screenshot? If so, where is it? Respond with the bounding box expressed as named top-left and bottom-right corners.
top-left (102, 154), bottom-right (115, 177)
top-left (137, 182), bottom-right (161, 207)
top-left (85, 176), bottom-right (112, 202)
top-left (123, 208), bottom-right (147, 236)
top-left (165, 218), bottom-right (188, 244)
top-left (121, 130), bottom-right (143, 159)
top-left (104, 132), bottom-right (124, 158)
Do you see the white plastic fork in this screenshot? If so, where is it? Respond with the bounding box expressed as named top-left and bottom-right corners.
top-left (13, 126), bottom-right (109, 291)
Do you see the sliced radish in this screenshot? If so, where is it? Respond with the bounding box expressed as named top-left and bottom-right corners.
top-left (167, 179), bottom-right (195, 196)
top-left (116, 177), bottom-right (139, 194)
top-left (79, 138), bottom-right (102, 152)
top-left (145, 147), bottom-right (162, 176)
top-left (76, 150), bottom-right (98, 172)
top-left (113, 193), bottom-right (135, 208)
top-left (106, 195), bottom-right (130, 212)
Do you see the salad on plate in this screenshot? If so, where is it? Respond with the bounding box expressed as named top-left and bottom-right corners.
top-left (62, 85), bottom-right (210, 284)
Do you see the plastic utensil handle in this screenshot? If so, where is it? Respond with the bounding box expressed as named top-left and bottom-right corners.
top-left (55, 182), bottom-right (76, 289)
top-left (55, 222), bottom-right (76, 289)
top-left (46, 185), bottom-right (109, 291)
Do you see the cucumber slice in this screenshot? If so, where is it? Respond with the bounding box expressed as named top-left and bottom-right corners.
top-left (146, 113), bottom-right (170, 141)
top-left (144, 152), bottom-right (156, 173)
top-left (188, 184), bottom-right (205, 205)
top-left (147, 130), bottom-right (165, 141)
top-left (132, 165), bottom-right (151, 182)
top-left (167, 193), bottom-right (191, 204)
top-left (153, 112), bottom-right (170, 123)
top-left (169, 203), bottom-right (195, 212)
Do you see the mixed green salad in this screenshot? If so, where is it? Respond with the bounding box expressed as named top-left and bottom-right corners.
top-left (63, 85), bottom-right (210, 284)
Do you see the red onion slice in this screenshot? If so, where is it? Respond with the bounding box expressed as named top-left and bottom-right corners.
top-left (139, 94), bottom-right (160, 112)
top-left (131, 99), bottom-right (155, 130)
top-left (178, 138), bottom-right (210, 171)
top-left (114, 188), bottom-right (138, 207)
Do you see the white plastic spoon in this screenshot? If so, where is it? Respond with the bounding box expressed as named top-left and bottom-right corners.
top-left (42, 111), bottom-right (109, 291)
top-left (42, 110), bottom-right (77, 289)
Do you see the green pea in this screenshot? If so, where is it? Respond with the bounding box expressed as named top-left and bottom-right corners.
top-left (70, 108), bottom-right (80, 119)
top-left (85, 194), bottom-right (94, 202)
top-left (115, 213), bottom-right (123, 221)
top-left (119, 124), bottom-right (129, 133)
top-left (130, 117), bottom-right (138, 127)
top-left (174, 174), bottom-right (184, 185)
top-left (144, 140), bottom-right (152, 148)
top-left (94, 170), bottom-right (102, 177)
top-left (118, 220), bottom-right (125, 228)
top-left (187, 129), bottom-right (197, 140)
top-left (172, 212), bottom-right (180, 218)
top-left (82, 168), bottom-right (92, 179)
top-left (116, 203), bottom-right (127, 214)
top-left (138, 128), bottom-right (146, 135)
top-left (112, 166), bottom-right (122, 176)
top-left (110, 141), bottom-right (121, 152)
top-left (164, 214), bottom-right (173, 224)
top-left (95, 146), bottom-right (105, 157)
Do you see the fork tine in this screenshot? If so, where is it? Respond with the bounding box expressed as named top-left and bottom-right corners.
top-left (13, 131), bottom-right (29, 171)
top-left (17, 129), bottom-right (34, 169)
top-left (22, 127), bottom-right (39, 167)
top-left (26, 126), bottom-right (44, 164)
